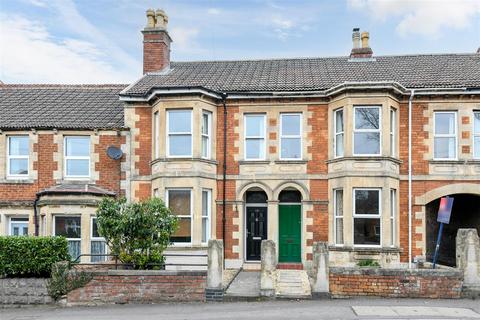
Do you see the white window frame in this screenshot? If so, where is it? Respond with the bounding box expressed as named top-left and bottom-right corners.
top-left (473, 111), bottom-right (480, 159)
top-left (201, 111), bottom-right (212, 159)
top-left (433, 111), bottom-right (458, 160)
top-left (390, 108), bottom-right (397, 157)
top-left (153, 111), bottom-right (159, 159)
top-left (333, 189), bottom-right (344, 246)
top-left (6, 136), bottom-right (29, 179)
top-left (64, 136), bottom-right (91, 179)
top-left (244, 114), bottom-right (266, 160)
top-left (352, 188), bottom-right (382, 248)
top-left (279, 113), bottom-right (302, 160)
top-left (390, 189), bottom-right (396, 247)
top-left (165, 188), bottom-right (193, 246)
top-left (201, 189), bottom-right (212, 245)
top-left (90, 217), bottom-right (107, 263)
top-left (8, 216), bottom-right (29, 236)
top-left (353, 106), bottom-right (382, 156)
top-left (166, 109), bottom-right (193, 158)
top-left (53, 215), bottom-right (82, 260)
top-left (334, 108), bottom-right (344, 158)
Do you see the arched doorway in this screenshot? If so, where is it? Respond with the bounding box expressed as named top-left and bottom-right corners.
top-left (426, 194), bottom-right (480, 266)
top-left (245, 189), bottom-right (268, 261)
top-left (278, 189), bottom-right (302, 263)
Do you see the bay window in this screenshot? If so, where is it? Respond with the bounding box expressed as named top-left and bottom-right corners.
top-left (54, 216), bottom-right (81, 260)
top-left (334, 189), bottom-right (344, 245)
top-left (353, 189), bottom-right (381, 246)
top-left (474, 111), bottom-right (480, 159)
top-left (167, 110), bottom-right (192, 157)
top-left (201, 111), bottom-right (212, 159)
top-left (434, 111), bottom-right (457, 160)
top-left (166, 189), bottom-right (192, 244)
top-left (202, 189), bottom-right (211, 243)
top-left (91, 217), bottom-right (107, 263)
top-left (7, 136), bottom-right (29, 177)
top-left (334, 109), bottom-right (344, 158)
top-left (353, 106), bottom-right (381, 155)
top-left (244, 114), bottom-right (266, 160)
top-left (280, 113), bottom-right (302, 159)
top-left (64, 136), bottom-right (90, 178)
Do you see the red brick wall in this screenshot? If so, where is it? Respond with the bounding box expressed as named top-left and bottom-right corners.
top-left (143, 32), bottom-right (170, 74)
top-left (95, 134), bottom-right (125, 196)
top-left (329, 267), bottom-right (462, 298)
top-left (67, 271), bottom-right (206, 304)
top-left (134, 107), bottom-right (152, 176)
top-left (307, 105), bottom-right (328, 174)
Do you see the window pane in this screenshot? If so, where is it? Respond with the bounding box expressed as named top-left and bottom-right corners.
top-left (335, 218), bottom-right (344, 245)
top-left (91, 241), bottom-right (106, 262)
top-left (335, 190), bottom-right (343, 217)
top-left (9, 159), bottom-right (28, 175)
top-left (202, 113), bottom-right (209, 135)
top-left (66, 159), bottom-right (89, 176)
top-left (355, 190), bottom-right (379, 215)
top-left (169, 135), bottom-right (192, 156)
top-left (202, 136), bottom-right (209, 158)
top-left (435, 113), bottom-right (455, 134)
top-left (55, 217), bottom-right (81, 238)
top-left (475, 112), bottom-right (480, 134)
top-left (202, 191), bottom-right (209, 217)
top-left (245, 138), bottom-right (264, 159)
top-left (335, 110), bottom-right (344, 133)
top-left (245, 115), bottom-right (265, 137)
top-left (68, 240), bottom-right (81, 260)
top-left (355, 107), bottom-right (380, 129)
top-left (92, 218), bottom-right (100, 238)
top-left (65, 137), bottom-right (90, 156)
top-left (9, 136), bottom-right (29, 156)
top-left (171, 218), bottom-right (191, 243)
top-left (168, 110), bottom-right (191, 133)
top-left (335, 133), bottom-right (344, 157)
top-left (475, 136), bottom-right (480, 158)
top-left (434, 137), bottom-right (456, 159)
top-left (281, 137), bottom-right (301, 159)
top-left (11, 221), bottom-right (28, 236)
top-left (168, 190), bottom-right (191, 216)
top-left (354, 218), bottom-right (380, 245)
top-left (202, 218), bottom-right (208, 243)
top-left (354, 132), bottom-right (380, 154)
top-left (281, 114), bottom-right (301, 135)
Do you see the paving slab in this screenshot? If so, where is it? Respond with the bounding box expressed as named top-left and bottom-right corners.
top-left (225, 271), bottom-right (261, 298)
top-left (353, 306), bottom-right (480, 318)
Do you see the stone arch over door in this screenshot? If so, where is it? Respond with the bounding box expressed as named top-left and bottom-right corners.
top-left (273, 181), bottom-right (309, 201)
top-left (237, 181), bottom-right (273, 202)
top-left (415, 183), bottom-right (480, 206)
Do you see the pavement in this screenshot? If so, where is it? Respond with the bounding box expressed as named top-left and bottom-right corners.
top-left (2, 298), bottom-right (480, 320)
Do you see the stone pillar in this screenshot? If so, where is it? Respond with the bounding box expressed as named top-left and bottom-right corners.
top-left (456, 229), bottom-right (480, 287)
top-left (260, 239), bottom-right (276, 297)
top-left (312, 242), bottom-right (330, 298)
top-left (206, 239), bottom-right (224, 301)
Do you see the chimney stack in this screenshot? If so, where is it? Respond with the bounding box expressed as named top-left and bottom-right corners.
top-left (142, 8), bottom-right (172, 74)
top-left (350, 28), bottom-right (373, 59)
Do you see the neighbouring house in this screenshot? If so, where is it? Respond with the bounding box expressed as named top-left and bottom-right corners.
top-left (1, 9), bottom-right (479, 270)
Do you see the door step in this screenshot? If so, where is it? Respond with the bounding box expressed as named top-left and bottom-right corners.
top-left (243, 262), bottom-right (261, 271)
top-left (277, 263), bottom-right (303, 270)
top-left (275, 270), bottom-right (312, 299)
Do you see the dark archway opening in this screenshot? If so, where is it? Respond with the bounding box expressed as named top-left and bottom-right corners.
top-left (426, 194), bottom-right (480, 266)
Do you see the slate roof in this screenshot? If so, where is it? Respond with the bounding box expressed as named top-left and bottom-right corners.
top-left (0, 84), bottom-right (127, 130)
top-left (37, 184), bottom-right (116, 196)
top-left (122, 53), bottom-right (480, 96)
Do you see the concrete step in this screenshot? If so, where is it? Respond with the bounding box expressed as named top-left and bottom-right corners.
top-left (225, 270), bottom-right (261, 298)
top-left (277, 263), bottom-right (303, 270)
top-left (275, 270), bottom-right (312, 299)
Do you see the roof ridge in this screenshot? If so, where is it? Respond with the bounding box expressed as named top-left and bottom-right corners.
top-left (0, 84), bottom-right (127, 89)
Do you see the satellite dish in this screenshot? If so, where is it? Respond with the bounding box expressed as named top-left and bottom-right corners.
top-left (106, 146), bottom-right (123, 160)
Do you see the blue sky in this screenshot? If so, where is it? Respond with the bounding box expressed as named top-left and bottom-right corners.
top-left (1, 0), bottom-right (479, 84)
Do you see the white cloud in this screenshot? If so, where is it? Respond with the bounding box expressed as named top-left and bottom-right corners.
top-left (0, 15), bottom-right (134, 83)
top-left (170, 27), bottom-right (201, 52)
top-left (207, 8), bottom-right (221, 15)
top-left (348, 0), bottom-right (480, 37)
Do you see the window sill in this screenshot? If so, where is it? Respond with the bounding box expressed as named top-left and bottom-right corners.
top-left (326, 156), bottom-right (402, 164)
top-left (0, 178), bottom-right (35, 184)
top-left (238, 160), bottom-right (271, 165)
top-left (429, 159), bottom-right (480, 165)
top-left (151, 157), bottom-right (218, 165)
top-left (274, 160), bottom-right (307, 164)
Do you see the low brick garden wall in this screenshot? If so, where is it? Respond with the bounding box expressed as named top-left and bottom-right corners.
top-left (329, 267), bottom-right (463, 298)
top-left (0, 278), bottom-right (52, 305)
top-left (67, 270), bottom-right (207, 305)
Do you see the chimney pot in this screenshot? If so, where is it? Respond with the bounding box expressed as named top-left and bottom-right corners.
top-left (155, 9), bottom-right (168, 29)
top-left (350, 29), bottom-right (373, 59)
top-left (361, 31), bottom-right (370, 48)
top-left (146, 9), bottom-right (155, 28)
top-left (352, 28), bottom-right (360, 49)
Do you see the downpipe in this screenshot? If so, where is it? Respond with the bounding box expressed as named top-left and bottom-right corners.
top-left (408, 89), bottom-right (415, 269)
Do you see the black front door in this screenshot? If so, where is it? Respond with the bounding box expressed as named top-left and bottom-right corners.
top-left (246, 206), bottom-right (267, 261)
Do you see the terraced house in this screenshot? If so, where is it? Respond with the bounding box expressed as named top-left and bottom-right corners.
top-left (1, 9), bottom-right (479, 270)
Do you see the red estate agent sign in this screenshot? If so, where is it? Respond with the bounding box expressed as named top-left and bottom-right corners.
top-left (437, 196), bottom-right (454, 224)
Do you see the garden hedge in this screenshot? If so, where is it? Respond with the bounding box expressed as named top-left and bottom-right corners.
top-left (0, 236), bottom-right (69, 277)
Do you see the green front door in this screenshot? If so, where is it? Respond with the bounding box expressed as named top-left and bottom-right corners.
top-left (279, 204), bottom-right (301, 263)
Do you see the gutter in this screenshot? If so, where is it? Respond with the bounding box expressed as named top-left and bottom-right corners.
top-left (221, 93), bottom-right (228, 268)
top-left (408, 89), bottom-right (415, 269)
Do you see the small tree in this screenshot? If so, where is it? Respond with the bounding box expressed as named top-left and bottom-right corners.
top-left (96, 197), bottom-right (178, 269)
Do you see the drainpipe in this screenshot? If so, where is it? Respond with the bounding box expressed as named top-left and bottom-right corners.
top-left (33, 193), bottom-right (40, 236)
top-left (408, 89), bottom-right (415, 269)
top-left (221, 93), bottom-right (228, 267)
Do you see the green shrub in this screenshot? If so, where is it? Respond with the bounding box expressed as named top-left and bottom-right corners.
top-left (357, 259), bottom-right (380, 267)
top-left (47, 261), bottom-right (92, 300)
top-left (0, 236), bottom-right (69, 278)
top-left (96, 197), bottom-right (178, 269)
